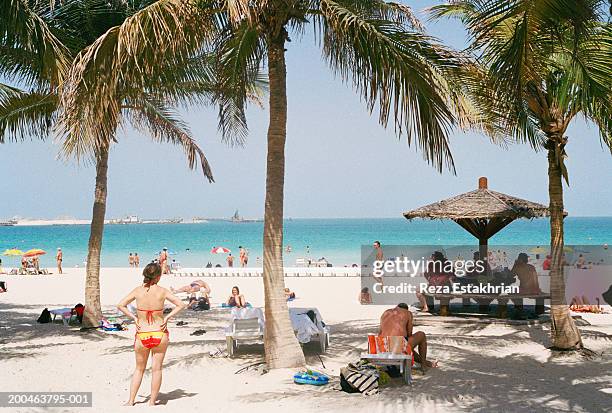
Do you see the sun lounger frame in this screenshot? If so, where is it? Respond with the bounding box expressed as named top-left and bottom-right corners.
top-left (361, 353), bottom-right (412, 385)
top-left (225, 311), bottom-right (330, 357)
top-left (226, 318), bottom-right (263, 358)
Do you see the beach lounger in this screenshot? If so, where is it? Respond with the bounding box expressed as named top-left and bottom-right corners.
top-left (49, 307), bottom-right (76, 326)
top-left (225, 307), bottom-right (265, 357)
top-left (289, 307), bottom-right (330, 352)
top-left (224, 307), bottom-right (330, 356)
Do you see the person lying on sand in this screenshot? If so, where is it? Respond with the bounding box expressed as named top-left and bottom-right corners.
top-left (570, 296), bottom-right (603, 313)
top-left (171, 280), bottom-right (211, 298)
top-left (227, 286), bottom-right (246, 308)
top-left (285, 287), bottom-right (296, 301)
top-left (379, 303), bottom-right (437, 372)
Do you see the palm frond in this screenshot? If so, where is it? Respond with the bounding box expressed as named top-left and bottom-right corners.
top-left (430, 0), bottom-right (610, 153)
top-left (214, 20), bottom-right (267, 145)
top-left (125, 96), bottom-right (214, 182)
top-left (0, 0), bottom-right (71, 87)
top-left (59, 0), bottom-right (221, 159)
top-left (315, 0), bottom-right (461, 172)
top-left (312, 0), bottom-right (425, 30)
top-left (0, 87), bottom-right (57, 143)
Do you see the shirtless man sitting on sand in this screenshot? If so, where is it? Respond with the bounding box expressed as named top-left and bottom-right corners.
top-left (379, 303), bottom-right (437, 372)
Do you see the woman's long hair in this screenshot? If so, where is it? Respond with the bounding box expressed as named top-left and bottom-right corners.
top-left (143, 263), bottom-right (162, 290)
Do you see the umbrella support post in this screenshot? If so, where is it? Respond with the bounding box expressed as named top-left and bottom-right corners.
top-left (535, 298), bottom-right (546, 315)
top-left (439, 305), bottom-right (450, 316)
top-left (497, 304), bottom-right (508, 318)
top-left (439, 298), bottom-right (451, 316)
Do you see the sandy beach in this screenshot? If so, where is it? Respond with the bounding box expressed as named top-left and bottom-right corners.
top-left (1, 268), bottom-right (611, 413)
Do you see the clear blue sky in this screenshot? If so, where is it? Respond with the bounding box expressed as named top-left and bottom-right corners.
top-left (1, 4), bottom-right (611, 220)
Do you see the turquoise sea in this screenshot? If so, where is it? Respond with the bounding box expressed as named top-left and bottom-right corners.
top-left (0, 218), bottom-right (611, 268)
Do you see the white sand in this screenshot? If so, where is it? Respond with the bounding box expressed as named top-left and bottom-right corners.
top-left (0, 268), bottom-right (611, 413)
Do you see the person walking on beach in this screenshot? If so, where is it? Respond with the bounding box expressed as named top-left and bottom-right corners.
top-left (239, 246), bottom-right (247, 267)
top-left (56, 248), bottom-right (63, 274)
top-left (226, 253), bottom-right (234, 267)
top-left (129, 253), bottom-right (134, 268)
top-left (117, 263), bottom-right (186, 406)
top-left (373, 241), bottom-right (384, 284)
top-left (134, 253), bottom-right (140, 268)
top-left (32, 256), bottom-right (40, 274)
top-left (159, 248), bottom-right (169, 274)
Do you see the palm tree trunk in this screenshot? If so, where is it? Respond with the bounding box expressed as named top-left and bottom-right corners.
top-left (262, 32), bottom-right (306, 368)
top-left (83, 147), bottom-right (109, 327)
top-left (547, 141), bottom-right (582, 350)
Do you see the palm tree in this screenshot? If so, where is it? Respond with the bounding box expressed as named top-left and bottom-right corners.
top-left (431, 1), bottom-right (612, 349)
top-left (59, 0), bottom-right (472, 368)
top-left (0, 0), bottom-right (221, 325)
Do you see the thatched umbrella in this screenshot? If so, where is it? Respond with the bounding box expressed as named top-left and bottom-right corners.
top-left (403, 177), bottom-right (550, 258)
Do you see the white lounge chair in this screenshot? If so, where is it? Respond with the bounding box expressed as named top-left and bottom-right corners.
top-left (225, 318), bottom-right (263, 357)
top-left (289, 307), bottom-right (330, 352)
top-left (224, 307), bottom-right (330, 356)
top-left (225, 307), bottom-right (264, 358)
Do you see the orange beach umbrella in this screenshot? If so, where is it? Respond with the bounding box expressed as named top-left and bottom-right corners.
top-left (23, 249), bottom-right (46, 257)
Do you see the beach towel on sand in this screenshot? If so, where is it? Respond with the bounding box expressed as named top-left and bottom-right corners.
top-left (340, 361), bottom-right (379, 395)
top-left (289, 312), bottom-right (320, 344)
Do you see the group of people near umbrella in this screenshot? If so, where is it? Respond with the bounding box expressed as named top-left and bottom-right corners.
top-left (1, 248), bottom-right (62, 275)
top-left (210, 246), bottom-right (249, 268)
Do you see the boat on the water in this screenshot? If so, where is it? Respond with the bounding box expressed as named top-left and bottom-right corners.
top-left (0, 219), bottom-right (17, 226)
top-left (230, 210), bottom-right (261, 223)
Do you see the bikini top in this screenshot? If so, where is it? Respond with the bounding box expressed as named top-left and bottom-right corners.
top-left (137, 308), bottom-right (163, 324)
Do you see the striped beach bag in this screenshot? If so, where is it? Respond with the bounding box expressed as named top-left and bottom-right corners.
top-left (340, 361), bottom-right (379, 395)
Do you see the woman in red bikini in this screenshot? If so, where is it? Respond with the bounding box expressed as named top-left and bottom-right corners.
top-left (117, 263), bottom-right (186, 406)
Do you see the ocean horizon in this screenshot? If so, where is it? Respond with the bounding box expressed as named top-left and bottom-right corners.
top-left (1, 217), bottom-right (611, 268)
